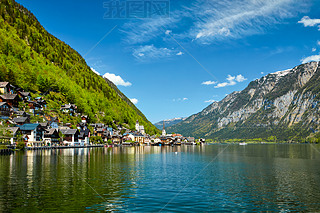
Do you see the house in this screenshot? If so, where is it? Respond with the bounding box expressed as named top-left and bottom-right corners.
top-left (6, 127), bottom-right (20, 145)
top-left (133, 133), bottom-right (145, 144)
top-left (0, 94), bottom-right (20, 108)
top-left (81, 115), bottom-right (88, 123)
top-left (60, 129), bottom-right (80, 145)
top-left (0, 102), bottom-right (12, 116)
top-left (20, 123), bottom-right (45, 146)
top-left (0, 82), bottom-right (10, 94)
top-left (13, 117), bottom-right (30, 125)
top-left (14, 111), bottom-right (29, 117)
top-left (60, 103), bottom-right (77, 115)
top-left (17, 91), bottom-right (31, 101)
top-left (39, 122), bottom-right (50, 129)
top-left (79, 128), bottom-right (90, 145)
top-left (95, 128), bottom-right (104, 137)
top-left (43, 128), bottom-right (60, 146)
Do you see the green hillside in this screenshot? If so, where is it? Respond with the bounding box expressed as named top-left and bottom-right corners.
top-left (0, 0), bottom-right (159, 135)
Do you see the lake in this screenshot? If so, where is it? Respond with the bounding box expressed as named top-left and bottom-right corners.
top-left (1, 144), bottom-right (320, 212)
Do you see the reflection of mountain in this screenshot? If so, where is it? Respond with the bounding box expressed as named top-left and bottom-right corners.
top-left (169, 62), bottom-right (320, 141)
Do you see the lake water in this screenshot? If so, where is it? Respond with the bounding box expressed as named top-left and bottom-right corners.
top-left (1, 144), bottom-right (320, 212)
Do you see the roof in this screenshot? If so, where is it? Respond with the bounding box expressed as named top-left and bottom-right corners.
top-left (19, 92), bottom-right (30, 97)
top-left (13, 117), bottom-right (28, 123)
top-left (7, 127), bottom-right (20, 135)
top-left (0, 94), bottom-right (18, 100)
top-left (0, 82), bottom-right (9, 88)
top-left (60, 129), bottom-right (79, 135)
top-left (45, 128), bottom-right (59, 135)
top-left (39, 122), bottom-right (49, 127)
top-left (0, 102), bottom-right (10, 107)
top-left (96, 128), bottom-right (104, 132)
top-left (20, 123), bottom-right (41, 131)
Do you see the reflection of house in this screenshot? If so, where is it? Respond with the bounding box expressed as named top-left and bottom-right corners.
top-left (0, 94), bottom-right (20, 108)
top-left (13, 117), bottom-right (30, 125)
top-left (60, 129), bottom-right (79, 143)
top-left (0, 102), bottom-right (12, 116)
top-left (20, 123), bottom-right (44, 144)
top-left (43, 128), bottom-right (60, 145)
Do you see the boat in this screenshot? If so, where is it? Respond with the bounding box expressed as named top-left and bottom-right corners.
top-left (239, 142), bottom-right (247, 146)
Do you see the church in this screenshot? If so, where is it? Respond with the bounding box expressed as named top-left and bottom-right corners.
top-left (135, 120), bottom-right (145, 135)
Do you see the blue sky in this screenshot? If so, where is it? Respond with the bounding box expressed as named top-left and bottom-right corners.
top-left (16, 0), bottom-right (320, 123)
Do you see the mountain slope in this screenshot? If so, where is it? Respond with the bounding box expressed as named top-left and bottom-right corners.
top-left (0, 0), bottom-right (159, 134)
top-left (168, 61), bottom-right (320, 141)
top-left (154, 117), bottom-right (186, 130)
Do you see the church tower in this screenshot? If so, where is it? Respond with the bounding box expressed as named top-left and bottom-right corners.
top-left (135, 120), bottom-right (140, 132)
top-left (162, 121), bottom-right (166, 136)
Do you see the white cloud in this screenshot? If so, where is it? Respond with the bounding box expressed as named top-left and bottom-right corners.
top-left (103, 73), bottom-right (132, 87)
top-left (261, 72), bottom-right (264, 74)
top-left (312, 48), bottom-right (317, 52)
top-left (130, 98), bottom-right (138, 105)
top-left (182, 98), bottom-right (188, 101)
top-left (298, 16), bottom-right (320, 27)
top-left (176, 51), bottom-right (184, 56)
top-left (90, 67), bottom-right (100, 75)
top-left (214, 74), bottom-right (247, 88)
top-left (301, 54), bottom-right (320, 64)
top-left (235, 74), bottom-right (247, 82)
top-left (318, 41), bottom-right (320, 46)
top-left (165, 30), bottom-right (172, 35)
top-left (202, 80), bottom-right (217, 85)
top-left (204, 99), bottom-right (216, 103)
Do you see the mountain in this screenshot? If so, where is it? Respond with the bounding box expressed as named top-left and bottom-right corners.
top-left (168, 61), bottom-right (320, 141)
top-left (154, 117), bottom-right (186, 130)
top-left (0, 0), bottom-right (159, 135)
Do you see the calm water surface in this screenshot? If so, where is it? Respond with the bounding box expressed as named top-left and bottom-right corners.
top-left (1, 144), bottom-right (320, 212)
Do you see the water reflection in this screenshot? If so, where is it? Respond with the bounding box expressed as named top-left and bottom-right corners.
top-left (1, 145), bottom-right (320, 212)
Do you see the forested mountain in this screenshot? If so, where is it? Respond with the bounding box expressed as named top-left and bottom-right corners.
top-left (0, 0), bottom-right (159, 135)
top-left (154, 117), bottom-right (186, 130)
top-left (168, 61), bottom-right (320, 142)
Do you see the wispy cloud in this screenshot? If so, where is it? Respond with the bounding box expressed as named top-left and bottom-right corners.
top-left (132, 44), bottom-right (182, 61)
top-left (204, 99), bottom-right (216, 103)
top-left (121, 0), bottom-right (306, 47)
top-left (130, 98), bottom-right (138, 105)
top-left (103, 73), bottom-right (132, 87)
top-left (312, 48), bottom-right (317, 52)
top-left (191, 0), bottom-right (303, 43)
top-left (301, 54), bottom-right (320, 64)
top-left (215, 74), bottom-right (247, 88)
top-left (202, 80), bottom-right (217, 85)
top-left (173, 97), bottom-right (188, 102)
top-left (176, 51), bottom-right (184, 56)
top-left (298, 16), bottom-right (320, 30)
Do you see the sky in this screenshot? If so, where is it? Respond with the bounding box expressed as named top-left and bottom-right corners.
top-left (16, 0), bottom-right (320, 123)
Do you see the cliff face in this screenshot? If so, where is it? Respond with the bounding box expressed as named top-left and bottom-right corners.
top-left (168, 61), bottom-right (320, 140)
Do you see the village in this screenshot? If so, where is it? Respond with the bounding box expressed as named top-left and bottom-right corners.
top-left (0, 81), bottom-right (205, 150)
